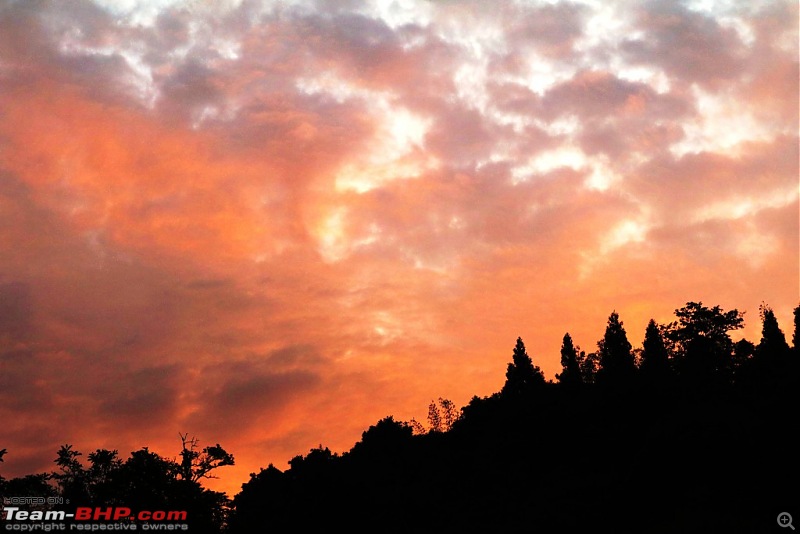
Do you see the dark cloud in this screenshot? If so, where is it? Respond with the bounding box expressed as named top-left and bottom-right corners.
top-left (541, 69), bottom-right (691, 120)
top-left (578, 120), bottom-right (685, 158)
top-left (503, 1), bottom-right (588, 60)
top-left (0, 282), bottom-right (32, 339)
top-left (424, 104), bottom-right (504, 165)
top-left (620, 1), bottom-right (749, 88)
top-left (265, 344), bottom-right (325, 368)
top-left (190, 366), bottom-right (321, 437)
top-left (0, 349), bottom-right (55, 412)
top-left (96, 365), bottom-right (182, 425)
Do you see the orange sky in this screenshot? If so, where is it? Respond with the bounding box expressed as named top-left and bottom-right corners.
top-left (0, 0), bottom-right (797, 497)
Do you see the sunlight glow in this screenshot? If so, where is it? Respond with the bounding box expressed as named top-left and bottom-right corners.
top-left (585, 157), bottom-right (624, 191)
top-left (579, 213), bottom-right (651, 279)
top-left (601, 219), bottom-right (648, 253)
top-left (513, 145), bottom-right (587, 183)
top-left (535, 115), bottom-right (582, 137)
top-left (525, 57), bottom-right (573, 96)
top-left (616, 65), bottom-right (672, 94)
top-left (297, 71), bottom-right (438, 194)
top-left (670, 86), bottom-right (777, 157)
top-left (316, 208), bottom-right (348, 263)
top-left (574, 1), bottom-right (630, 54)
top-left (313, 210), bottom-right (384, 263)
top-left (335, 105), bottom-right (436, 194)
top-left (371, 310), bottom-right (404, 345)
top-left (452, 61), bottom-right (490, 112)
top-left (692, 187), bottom-right (800, 223)
top-left (296, 72), bottom-right (388, 104)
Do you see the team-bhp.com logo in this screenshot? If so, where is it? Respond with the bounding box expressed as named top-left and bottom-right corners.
top-left (3, 506), bottom-right (189, 531)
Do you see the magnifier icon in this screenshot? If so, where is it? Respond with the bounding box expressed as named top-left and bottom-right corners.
top-left (778, 512), bottom-right (795, 530)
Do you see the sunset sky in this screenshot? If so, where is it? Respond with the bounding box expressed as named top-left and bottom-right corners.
top-left (0, 0), bottom-right (797, 496)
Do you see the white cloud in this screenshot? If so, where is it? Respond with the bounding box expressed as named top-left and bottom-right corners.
top-left (692, 187), bottom-right (800, 224)
top-left (669, 85), bottom-right (778, 157)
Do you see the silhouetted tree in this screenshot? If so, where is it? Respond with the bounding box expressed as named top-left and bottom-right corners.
top-left (556, 332), bottom-right (583, 387)
top-left (663, 302), bottom-right (743, 387)
top-left (287, 446), bottom-right (338, 482)
top-left (53, 444), bottom-right (91, 504)
top-left (580, 351), bottom-right (598, 384)
top-left (793, 303), bottom-right (800, 351)
top-left (88, 449), bottom-right (121, 481)
top-left (409, 418), bottom-right (427, 436)
top-left (415, 398), bottom-right (460, 434)
top-left (99, 447), bottom-right (175, 509)
top-left (596, 311), bottom-right (636, 387)
top-left (731, 338), bottom-right (756, 386)
top-left (749, 303), bottom-right (792, 385)
top-left (640, 319), bottom-right (671, 385)
top-left (1, 449), bottom-right (56, 514)
top-left (427, 400), bottom-right (442, 433)
top-left (350, 416), bottom-right (414, 459)
top-left (438, 398), bottom-right (459, 430)
top-left (501, 337), bottom-right (545, 397)
top-left (118, 446), bottom-right (231, 533)
top-left (229, 464), bottom-right (290, 532)
top-left (38, 438), bottom-right (232, 533)
top-left (84, 449), bottom-right (122, 504)
top-left (178, 433), bottom-right (235, 483)
top-left (757, 303), bottom-right (790, 357)
top-left (0, 473), bottom-right (56, 515)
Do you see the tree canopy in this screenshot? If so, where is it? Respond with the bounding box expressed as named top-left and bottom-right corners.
top-left (663, 301), bottom-right (743, 387)
top-left (556, 332), bottom-right (583, 387)
top-left (501, 336), bottom-right (545, 396)
top-left (596, 311), bottom-right (636, 387)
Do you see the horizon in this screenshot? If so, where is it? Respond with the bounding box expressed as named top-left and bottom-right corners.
top-left (0, 0), bottom-right (797, 499)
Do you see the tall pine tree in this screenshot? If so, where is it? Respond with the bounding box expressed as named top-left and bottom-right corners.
top-left (556, 332), bottom-right (583, 387)
top-left (640, 319), bottom-right (671, 385)
top-left (502, 337), bottom-right (545, 397)
top-left (757, 304), bottom-right (789, 355)
top-left (596, 311), bottom-right (636, 387)
top-left (580, 351), bottom-right (598, 384)
top-left (754, 303), bottom-right (791, 379)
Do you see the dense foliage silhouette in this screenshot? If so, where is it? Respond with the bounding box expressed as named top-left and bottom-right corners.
top-left (1, 437), bottom-right (233, 533)
top-left (596, 310), bottom-right (636, 388)
top-left (2, 301), bottom-right (798, 532)
top-left (555, 332), bottom-right (582, 388)
top-left (500, 336), bottom-right (546, 397)
top-left (227, 301), bottom-right (798, 533)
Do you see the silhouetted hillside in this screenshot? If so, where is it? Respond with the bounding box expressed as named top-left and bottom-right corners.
top-left (228, 302), bottom-right (799, 533)
top-left (3, 301), bottom-right (798, 532)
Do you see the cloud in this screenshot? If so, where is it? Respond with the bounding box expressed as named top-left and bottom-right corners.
top-left (620, 0), bottom-right (750, 88)
top-left (190, 365), bottom-right (321, 438)
top-left (0, 282), bottom-right (33, 340)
